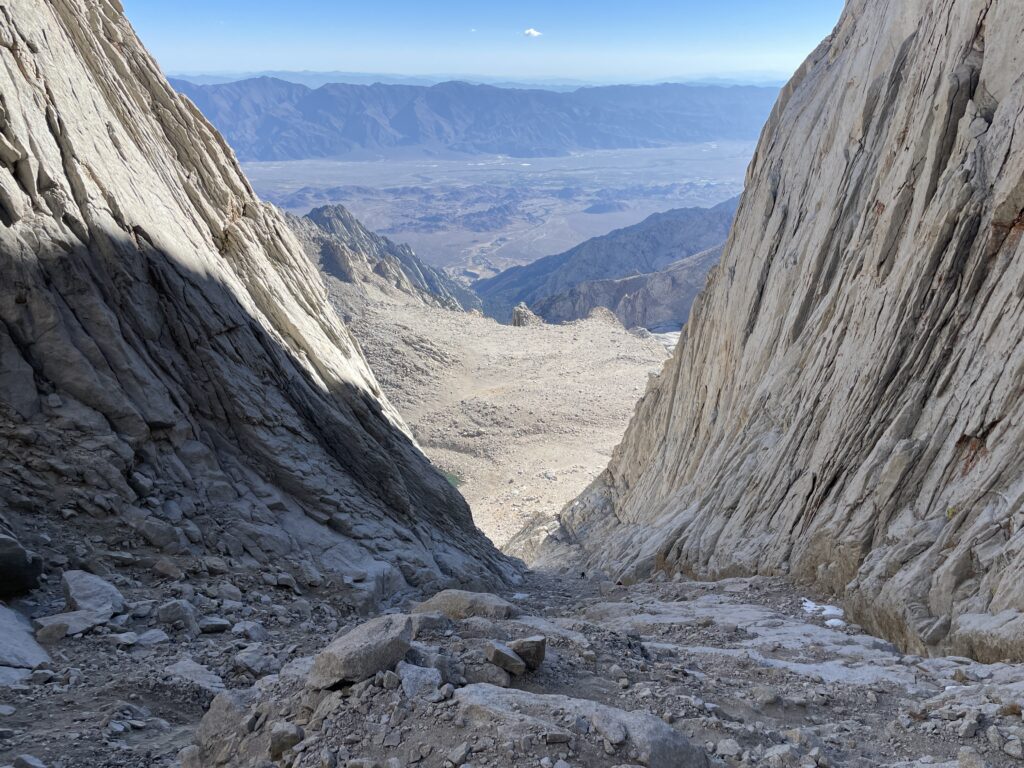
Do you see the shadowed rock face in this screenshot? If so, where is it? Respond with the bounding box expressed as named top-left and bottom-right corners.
top-left (0, 0), bottom-right (514, 593)
top-left (547, 0), bottom-right (1024, 662)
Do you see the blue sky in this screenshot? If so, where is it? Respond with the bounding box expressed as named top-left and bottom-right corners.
top-left (122, 0), bottom-right (845, 82)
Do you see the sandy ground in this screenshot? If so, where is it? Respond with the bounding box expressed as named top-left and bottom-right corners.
top-left (341, 296), bottom-right (668, 549)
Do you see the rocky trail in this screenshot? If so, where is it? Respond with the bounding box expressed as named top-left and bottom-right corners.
top-left (4, 532), bottom-right (1024, 767)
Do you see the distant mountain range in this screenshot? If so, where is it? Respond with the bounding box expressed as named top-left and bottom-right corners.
top-left (170, 78), bottom-right (778, 161)
top-left (474, 198), bottom-right (739, 325)
top-left (532, 245), bottom-right (723, 332)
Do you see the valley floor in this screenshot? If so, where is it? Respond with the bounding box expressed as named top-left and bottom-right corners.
top-left (345, 298), bottom-right (669, 549)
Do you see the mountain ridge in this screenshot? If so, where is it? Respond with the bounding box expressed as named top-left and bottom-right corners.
top-left (170, 77), bottom-right (779, 161)
top-left (475, 198), bottom-right (738, 322)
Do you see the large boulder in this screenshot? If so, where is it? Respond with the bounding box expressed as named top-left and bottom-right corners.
top-left (0, 605), bottom-right (49, 673)
top-left (454, 684), bottom-right (709, 768)
top-left (62, 570), bottom-right (125, 614)
top-left (307, 614), bottom-right (412, 688)
top-left (413, 590), bottom-right (519, 621)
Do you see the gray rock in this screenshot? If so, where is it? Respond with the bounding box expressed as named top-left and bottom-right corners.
top-left (0, 606), bottom-right (49, 671)
top-left (413, 590), bottom-right (519, 620)
top-left (157, 599), bottom-right (200, 636)
top-left (308, 614), bottom-right (412, 688)
top-left (136, 629), bottom-right (171, 646)
top-left (13, 755), bottom-right (47, 768)
top-left (33, 609), bottom-right (112, 638)
top-left (165, 658), bottom-right (225, 694)
top-left (508, 635), bottom-right (546, 671)
top-left (396, 661), bottom-right (441, 699)
top-left (231, 620), bottom-right (269, 641)
top-left (269, 721), bottom-right (304, 758)
top-left (199, 616), bottom-right (231, 633)
top-left (61, 570), bottom-right (125, 614)
top-left (234, 643), bottom-right (280, 678)
top-left (716, 739), bottom-right (742, 758)
top-left (485, 641), bottom-right (526, 676)
top-left (454, 684), bottom-right (708, 768)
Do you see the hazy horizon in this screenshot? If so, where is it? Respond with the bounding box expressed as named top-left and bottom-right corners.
top-left (123, 0), bottom-right (845, 84)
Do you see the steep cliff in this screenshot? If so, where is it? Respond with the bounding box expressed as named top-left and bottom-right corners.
top-left (287, 204), bottom-right (480, 314)
top-left (0, 0), bottom-right (513, 598)
top-left (550, 0), bottom-right (1024, 662)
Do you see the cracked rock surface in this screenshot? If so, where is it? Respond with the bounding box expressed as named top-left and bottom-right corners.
top-left (538, 0), bottom-right (1024, 662)
top-left (0, 0), bottom-right (514, 607)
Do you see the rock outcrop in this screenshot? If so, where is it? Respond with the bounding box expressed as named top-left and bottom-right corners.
top-left (0, 0), bottom-right (514, 601)
top-left (533, 245), bottom-right (723, 331)
top-left (475, 199), bottom-right (737, 323)
top-left (287, 204), bottom-right (480, 314)
top-left (545, 0), bottom-right (1024, 662)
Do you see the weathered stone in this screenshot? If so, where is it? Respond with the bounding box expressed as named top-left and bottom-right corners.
top-left (199, 616), bottom-right (231, 634)
top-left (307, 614), bottom-right (412, 688)
top-left (413, 591), bottom-right (519, 621)
top-left (62, 570), bottom-right (125, 614)
top-left (485, 642), bottom-right (526, 676)
top-left (454, 685), bottom-right (708, 768)
top-left (157, 600), bottom-right (200, 636)
top-left (396, 661), bottom-right (441, 699)
top-left (508, 635), bottom-right (546, 671)
top-left (269, 721), bottom-right (304, 758)
top-left (0, 606), bottom-right (49, 671)
top-left (165, 658), bottom-right (225, 694)
top-left (33, 609), bottom-right (112, 637)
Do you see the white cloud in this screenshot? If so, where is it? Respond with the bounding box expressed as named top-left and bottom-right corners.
top-left (523, 28), bottom-right (543, 38)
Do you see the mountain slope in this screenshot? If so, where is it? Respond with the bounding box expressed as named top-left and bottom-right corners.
top-left (287, 204), bottom-right (480, 313)
top-left (170, 78), bottom-right (779, 161)
top-left (0, 0), bottom-right (513, 598)
top-left (539, 0), bottom-right (1024, 663)
top-left (476, 198), bottom-right (738, 321)
top-left (532, 245), bottom-right (723, 331)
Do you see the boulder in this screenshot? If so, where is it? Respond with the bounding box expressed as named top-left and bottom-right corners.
top-left (413, 590), bottom-right (519, 621)
top-left (307, 614), bottom-right (412, 688)
top-left (33, 609), bottom-right (112, 637)
top-left (62, 570), bottom-right (125, 614)
top-left (396, 661), bottom-right (441, 699)
top-left (165, 658), bottom-right (225, 694)
top-left (0, 605), bottom-right (49, 671)
top-left (454, 684), bottom-right (708, 768)
top-left (508, 635), bottom-right (546, 671)
top-left (485, 641), bottom-right (527, 676)
top-left (157, 599), bottom-right (200, 635)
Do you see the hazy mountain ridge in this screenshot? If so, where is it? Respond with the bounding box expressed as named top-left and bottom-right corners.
top-left (170, 77), bottom-right (779, 161)
top-left (475, 198), bottom-right (738, 321)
